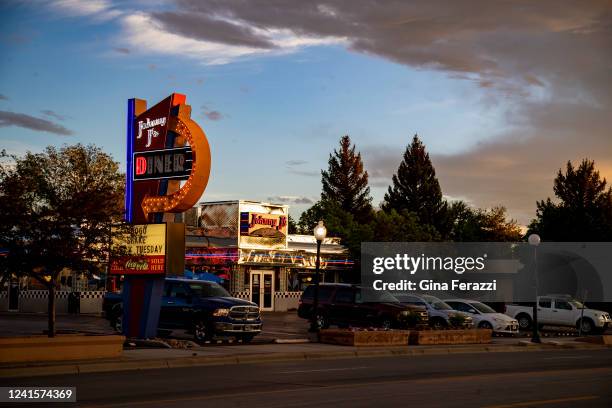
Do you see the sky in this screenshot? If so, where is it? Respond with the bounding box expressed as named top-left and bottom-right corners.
top-left (1, 0), bottom-right (611, 225)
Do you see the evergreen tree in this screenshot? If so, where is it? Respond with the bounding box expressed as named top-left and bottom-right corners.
top-left (382, 134), bottom-right (444, 227)
top-left (321, 135), bottom-right (373, 223)
top-left (528, 159), bottom-right (612, 241)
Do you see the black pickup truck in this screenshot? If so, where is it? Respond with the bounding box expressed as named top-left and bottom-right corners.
top-left (103, 278), bottom-right (262, 342)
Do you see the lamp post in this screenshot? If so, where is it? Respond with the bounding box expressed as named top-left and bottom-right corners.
top-left (309, 220), bottom-right (327, 332)
top-left (528, 233), bottom-right (541, 343)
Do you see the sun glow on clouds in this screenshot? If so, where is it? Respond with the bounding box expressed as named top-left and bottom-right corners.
top-left (119, 13), bottom-right (345, 65)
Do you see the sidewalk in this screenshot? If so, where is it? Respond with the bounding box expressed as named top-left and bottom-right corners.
top-left (2, 337), bottom-right (608, 379)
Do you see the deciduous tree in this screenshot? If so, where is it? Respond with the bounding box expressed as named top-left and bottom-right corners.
top-left (0, 144), bottom-right (124, 336)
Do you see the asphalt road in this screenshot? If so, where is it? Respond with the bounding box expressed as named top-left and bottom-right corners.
top-left (3, 348), bottom-right (611, 407)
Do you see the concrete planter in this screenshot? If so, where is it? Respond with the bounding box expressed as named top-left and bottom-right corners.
top-left (0, 334), bottom-right (125, 364)
top-left (319, 329), bottom-right (410, 346)
top-left (409, 329), bottom-right (492, 345)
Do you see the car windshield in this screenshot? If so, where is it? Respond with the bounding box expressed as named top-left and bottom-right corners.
top-left (188, 282), bottom-right (230, 298)
top-left (470, 301), bottom-right (496, 314)
top-left (422, 295), bottom-right (452, 310)
top-left (569, 300), bottom-right (585, 309)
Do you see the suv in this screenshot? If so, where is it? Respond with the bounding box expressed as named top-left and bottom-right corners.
top-left (104, 278), bottom-right (262, 342)
top-left (395, 293), bottom-right (473, 329)
top-left (297, 283), bottom-right (428, 330)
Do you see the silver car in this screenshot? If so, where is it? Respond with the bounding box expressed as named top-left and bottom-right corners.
top-left (396, 294), bottom-right (473, 329)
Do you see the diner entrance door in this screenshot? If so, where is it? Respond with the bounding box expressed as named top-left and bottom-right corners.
top-left (250, 270), bottom-right (274, 311)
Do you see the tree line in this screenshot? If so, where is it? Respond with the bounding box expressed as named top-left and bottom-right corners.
top-left (295, 134), bottom-right (612, 261)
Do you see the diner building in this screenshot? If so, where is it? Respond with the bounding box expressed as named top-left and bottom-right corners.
top-left (185, 200), bottom-right (354, 311)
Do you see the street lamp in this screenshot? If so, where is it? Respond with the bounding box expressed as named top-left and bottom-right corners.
top-left (528, 233), bottom-right (541, 343)
top-left (309, 220), bottom-right (327, 332)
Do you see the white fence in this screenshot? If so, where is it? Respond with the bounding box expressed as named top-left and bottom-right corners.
top-left (0, 290), bottom-right (105, 314)
top-left (230, 291), bottom-right (302, 311)
top-left (1, 290), bottom-right (301, 313)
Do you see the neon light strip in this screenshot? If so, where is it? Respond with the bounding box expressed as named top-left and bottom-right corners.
top-left (125, 99), bottom-right (135, 223)
top-left (184, 253), bottom-right (353, 264)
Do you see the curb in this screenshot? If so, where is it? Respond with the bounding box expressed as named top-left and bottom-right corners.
top-left (1, 342), bottom-right (609, 379)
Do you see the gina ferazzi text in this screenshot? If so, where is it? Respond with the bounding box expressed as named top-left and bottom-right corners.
top-left (372, 279), bottom-right (497, 292)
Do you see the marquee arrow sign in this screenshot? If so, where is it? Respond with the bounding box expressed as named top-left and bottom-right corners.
top-left (125, 93), bottom-right (211, 223)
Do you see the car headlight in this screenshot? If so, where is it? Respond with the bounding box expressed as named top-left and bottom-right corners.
top-left (212, 308), bottom-right (230, 317)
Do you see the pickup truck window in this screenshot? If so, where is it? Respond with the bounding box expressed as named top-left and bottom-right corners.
top-left (168, 283), bottom-right (189, 299)
top-left (555, 300), bottom-right (572, 310)
top-left (188, 282), bottom-right (230, 298)
top-left (539, 298), bottom-right (552, 308)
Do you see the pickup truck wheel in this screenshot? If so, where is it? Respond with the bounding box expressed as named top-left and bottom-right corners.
top-left (517, 314), bottom-right (532, 330)
top-left (193, 320), bottom-right (213, 342)
top-left (577, 318), bottom-right (595, 335)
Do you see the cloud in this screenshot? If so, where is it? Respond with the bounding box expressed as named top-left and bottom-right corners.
top-left (34, 1), bottom-right (612, 223)
top-left (51, 0), bottom-right (122, 20)
top-left (267, 195), bottom-right (314, 205)
top-left (40, 110), bottom-right (67, 121)
top-left (117, 10), bottom-right (344, 65)
top-left (0, 111), bottom-right (73, 136)
top-left (157, 0), bottom-right (606, 224)
top-left (286, 159), bottom-right (308, 166)
top-left (201, 105), bottom-right (223, 121)
top-left (0, 94), bottom-right (7, 101)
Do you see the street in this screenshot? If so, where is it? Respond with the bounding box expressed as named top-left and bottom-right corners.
top-left (3, 348), bottom-right (611, 407)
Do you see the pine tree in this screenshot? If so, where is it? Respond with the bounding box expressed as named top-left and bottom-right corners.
top-left (382, 134), bottom-right (444, 227)
top-left (528, 159), bottom-right (612, 241)
top-left (321, 135), bottom-right (373, 223)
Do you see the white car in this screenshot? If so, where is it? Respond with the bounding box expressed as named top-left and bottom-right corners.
top-left (445, 299), bottom-right (519, 335)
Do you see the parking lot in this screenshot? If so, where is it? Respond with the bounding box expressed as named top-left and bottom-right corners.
top-left (1, 311), bottom-right (607, 346)
top-left (0, 312), bottom-right (309, 343)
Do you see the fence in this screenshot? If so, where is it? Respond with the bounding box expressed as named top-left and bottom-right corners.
top-left (0, 290), bottom-right (106, 314)
top-left (1, 290), bottom-right (301, 313)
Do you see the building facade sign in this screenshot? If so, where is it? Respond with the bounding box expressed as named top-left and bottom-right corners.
top-left (240, 212), bottom-right (288, 238)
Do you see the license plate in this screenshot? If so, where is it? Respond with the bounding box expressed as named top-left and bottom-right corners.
top-left (244, 326), bottom-right (253, 331)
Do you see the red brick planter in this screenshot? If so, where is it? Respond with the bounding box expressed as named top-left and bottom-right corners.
top-left (319, 329), bottom-right (410, 346)
top-left (409, 329), bottom-right (492, 345)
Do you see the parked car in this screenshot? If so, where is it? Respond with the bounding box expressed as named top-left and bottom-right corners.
top-left (505, 294), bottom-right (611, 334)
top-left (103, 278), bottom-right (262, 342)
top-left (445, 299), bottom-right (518, 335)
top-left (297, 283), bottom-right (428, 330)
top-left (395, 294), bottom-right (473, 329)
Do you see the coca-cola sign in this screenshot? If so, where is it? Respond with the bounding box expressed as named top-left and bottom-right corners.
top-left (110, 224), bottom-right (166, 275)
